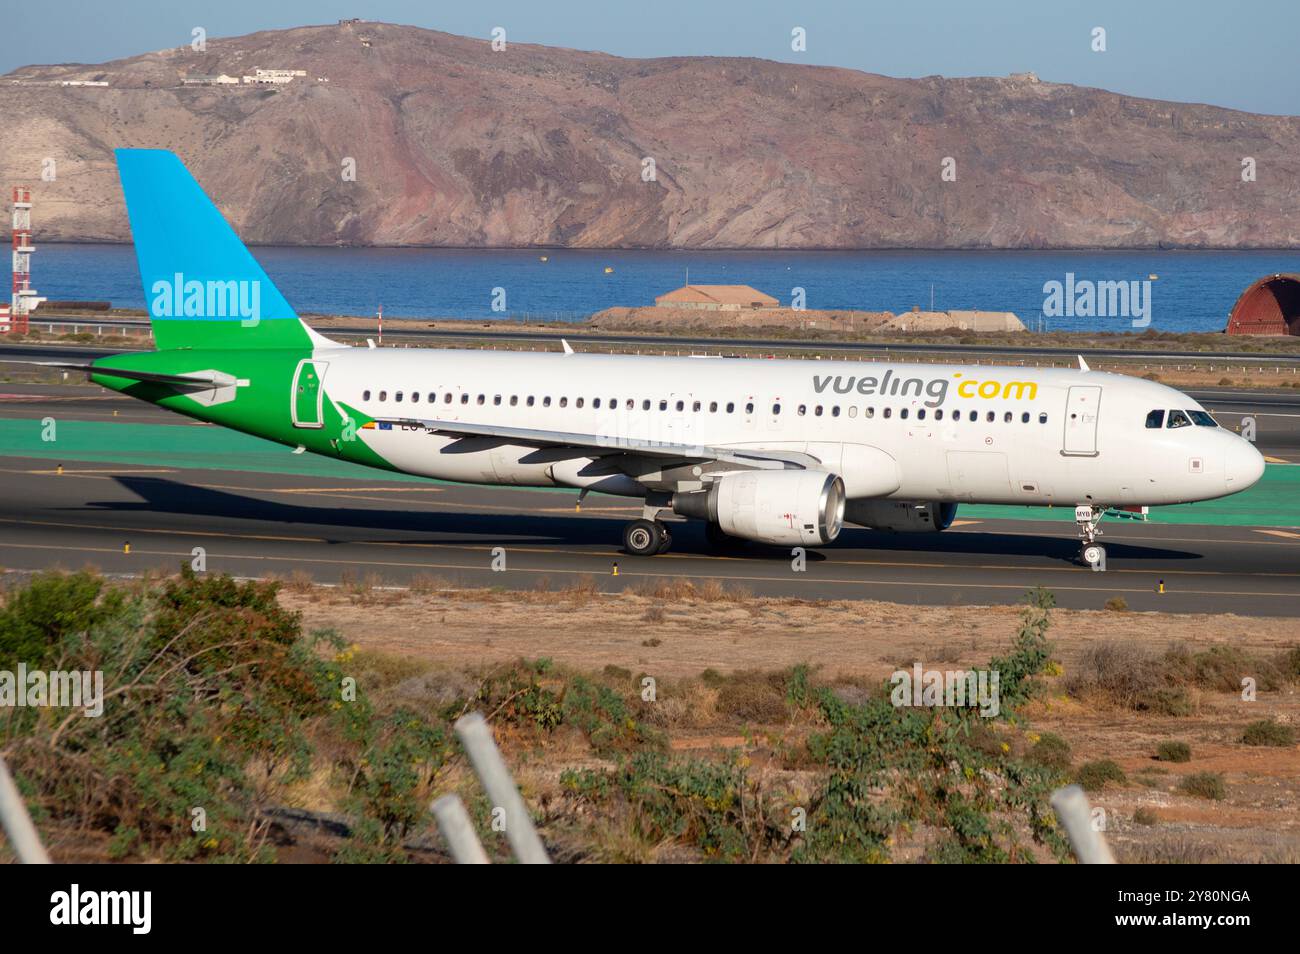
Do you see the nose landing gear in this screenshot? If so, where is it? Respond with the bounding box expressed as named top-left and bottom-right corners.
top-left (1075, 504), bottom-right (1108, 569)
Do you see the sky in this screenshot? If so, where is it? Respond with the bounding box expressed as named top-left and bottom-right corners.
top-left (5, 0), bottom-right (1298, 115)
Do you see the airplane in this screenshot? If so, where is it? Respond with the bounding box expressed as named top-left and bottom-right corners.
top-left (45, 149), bottom-right (1266, 569)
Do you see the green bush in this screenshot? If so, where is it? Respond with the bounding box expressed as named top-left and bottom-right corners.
top-left (1178, 772), bottom-right (1226, 800)
top-left (1155, 741), bottom-right (1192, 763)
top-left (1076, 759), bottom-right (1127, 792)
top-left (1028, 732), bottom-right (1072, 771)
top-left (1242, 720), bottom-right (1295, 747)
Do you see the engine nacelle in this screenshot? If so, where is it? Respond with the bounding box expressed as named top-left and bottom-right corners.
top-left (673, 470), bottom-right (846, 546)
top-left (844, 500), bottom-right (958, 532)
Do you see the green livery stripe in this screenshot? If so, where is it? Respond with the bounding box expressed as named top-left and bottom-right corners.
top-left (89, 348), bottom-right (399, 475)
top-left (150, 317), bottom-right (313, 352)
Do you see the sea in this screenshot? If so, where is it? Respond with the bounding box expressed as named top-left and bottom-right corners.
top-left (30, 244), bottom-right (1300, 334)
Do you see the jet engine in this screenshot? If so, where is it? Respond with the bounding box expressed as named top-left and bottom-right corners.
top-left (844, 500), bottom-right (958, 532)
top-left (672, 470), bottom-right (846, 546)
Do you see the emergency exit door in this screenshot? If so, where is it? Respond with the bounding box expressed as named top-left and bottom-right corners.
top-left (1062, 385), bottom-right (1101, 456)
top-left (292, 359), bottom-right (328, 428)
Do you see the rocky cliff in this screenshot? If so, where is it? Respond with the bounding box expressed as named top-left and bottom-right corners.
top-left (3, 21), bottom-right (1298, 247)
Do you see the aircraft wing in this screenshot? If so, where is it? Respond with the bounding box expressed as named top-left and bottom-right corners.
top-left (368, 415), bottom-right (818, 471)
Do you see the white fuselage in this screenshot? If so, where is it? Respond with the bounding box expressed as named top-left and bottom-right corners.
top-left (317, 347), bottom-right (1265, 509)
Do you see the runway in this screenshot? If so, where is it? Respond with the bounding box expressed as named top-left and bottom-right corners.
top-left (1, 379), bottom-right (1298, 616)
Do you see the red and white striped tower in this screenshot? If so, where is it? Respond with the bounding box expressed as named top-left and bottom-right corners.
top-left (10, 186), bottom-right (37, 333)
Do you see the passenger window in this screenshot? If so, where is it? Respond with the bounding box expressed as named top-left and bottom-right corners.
top-left (592, 398), bottom-right (600, 409)
top-left (969, 410), bottom-right (978, 422)
top-left (814, 405), bottom-right (824, 417)
top-left (1021, 412), bottom-right (1030, 423)
top-left (559, 397), bottom-right (567, 408)
top-left (866, 407), bottom-right (874, 418)
top-left (772, 403), bottom-right (781, 415)
top-left (832, 406), bottom-right (841, 417)
top-left (1167, 409), bottom-right (1192, 428)
top-left (527, 396), bottom-right (535, 407)
top-left (642, 400), bottom-right (650, 410)
top-left (1145, 410), bottom-right (1165, 429)
top-left (510, 396), bottom-right (518, 406)
top-left (543, 397), bottom-right (552, 407)
top-left (1038, 412), bottom-right (1048, 424)
top-left (848, 406), bottom-right (858, 418)
top-left (1003, 412), bottom-right (1012, 423)
top-left (477, 394), bottom-right (485, 405)
top-left (916, 409), bottom-right (925, 420)
top-left (378, 391), bottom-right (387, 401)
top-left (709, 401), bottom-right (718, 412)
top-left (1189, 410), bottom-right (1218, 427)
top-left (411, 392), bottom-right (420, 404)
top-left (461, 394), bottom-right (469, 405)
top-left (658, 400), bottom-right (667, 411)
top-left (726, 402), bottom-right (735, 413)
top-left (363, 390), bottom-right (371, 401)
top-left (675, 400), bottom-right (684, 412)
top-left (396, 392), bottom-right (404, 402)
top-left (798, 405), bottom-right (807, 416)
top-left (900, 408), bottom-right (909, 420)
top-left (692, 401), bottom-right (701, 412)
top-left (935, 409), bottom-right (943, 420)
top-left (444, 393), bottom-right (452, 403)
top-left (494, 395), bottom-right (502, 406)
top-left (745, 402), bottom-right (754, 414)
top-left (428, 393), bottom-right (436, 403)
top-left (883, 408), bottom-right (892, 419)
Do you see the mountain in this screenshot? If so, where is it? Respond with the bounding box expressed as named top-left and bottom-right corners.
top-left (3, 21), bottom-right (1298, 248)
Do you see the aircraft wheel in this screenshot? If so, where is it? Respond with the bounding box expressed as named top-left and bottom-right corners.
top-left (1082, 543), bottom-right (1105, 568)
top-left (655, 524), bottom-right (673, 554)
top-left (624, 519), bottom-right (664, 556)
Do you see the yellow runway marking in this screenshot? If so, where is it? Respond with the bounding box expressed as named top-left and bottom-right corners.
top-left (1, 514), bottom-right (1298, 580)
top-left (1264, 456), bottom-right (1290, 464)
top-left (1255, 529), bottom-right (1300, 540)
top-left (2, 540), bottom-right (1299, 600)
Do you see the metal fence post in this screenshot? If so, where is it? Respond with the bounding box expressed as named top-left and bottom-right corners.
top-left (454, 712), bottom-right (550, 864)
top-left (0, 754), bottom-right (51, 864)
top-left (430, 794), bottom-right (490, 864)
top-left (1050, 784), bottom-right (1115, 864)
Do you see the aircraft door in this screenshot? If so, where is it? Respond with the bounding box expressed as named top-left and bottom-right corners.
top-left (292, 360), bottom-right (328, 428)
top-left (1062, 385), bottom-right (1101, 456)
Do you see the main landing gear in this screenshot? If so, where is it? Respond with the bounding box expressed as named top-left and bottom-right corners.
top-left (1075, 504), bottom-right (1108, 569)
top-left (623, 518), bottom-right (672, 556)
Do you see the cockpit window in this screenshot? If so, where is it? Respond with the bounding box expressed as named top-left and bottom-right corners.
top-left (1167, 409), bottom-right (1192, 429)
top-left (1145, 409), bottom-right (1165, 429)
top-left (1188, 410), bottom-right (1218, 427)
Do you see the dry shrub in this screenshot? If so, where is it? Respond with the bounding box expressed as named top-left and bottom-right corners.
top-left (715, 669), bottom-right (789, 724)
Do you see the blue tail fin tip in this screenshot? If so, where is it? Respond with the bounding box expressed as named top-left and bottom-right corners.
top-left (115, 148), bottom-right (297, 327)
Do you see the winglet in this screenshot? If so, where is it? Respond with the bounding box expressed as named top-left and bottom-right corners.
top-left (1077, 355), bottom-right (1090, 372)
top-left (561, 338), bottom-right (574, 355)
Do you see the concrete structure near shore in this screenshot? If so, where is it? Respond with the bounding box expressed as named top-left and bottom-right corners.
top-left (884, 309), bottom-right (1026, 332)
top-left (655, 284), bottom-right (779, 311)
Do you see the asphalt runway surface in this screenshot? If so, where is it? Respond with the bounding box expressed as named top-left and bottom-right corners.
top-left (2, 376), bottom-right (1299, 616)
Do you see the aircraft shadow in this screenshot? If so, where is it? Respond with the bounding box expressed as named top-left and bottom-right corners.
top-left (84, 476), bottom-right (1201, 566)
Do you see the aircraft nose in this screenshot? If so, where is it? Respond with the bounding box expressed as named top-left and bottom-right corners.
top-left (1224, 438), bottom-right (1266, 492)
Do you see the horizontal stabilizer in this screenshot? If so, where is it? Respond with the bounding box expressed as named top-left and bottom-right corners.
top-left (33, 361), bottom-right (235, 388)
